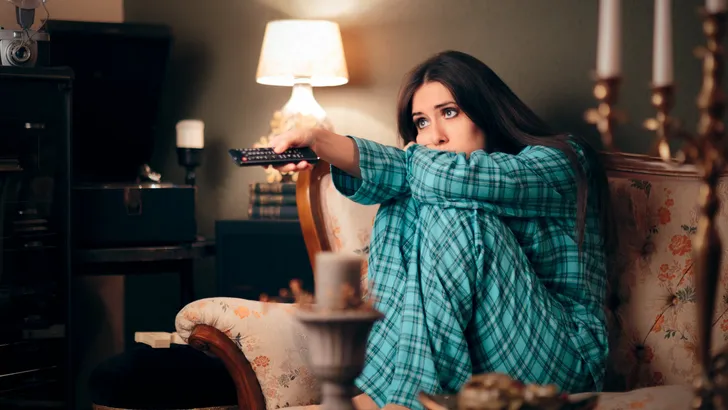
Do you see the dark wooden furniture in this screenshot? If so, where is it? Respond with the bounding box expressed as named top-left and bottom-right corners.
top-left (74, 237), bottom-right (216, 308)
top-left (0, 66), bottom-right (73, 410)
top-left (215, 220), bottom-right (314, 300)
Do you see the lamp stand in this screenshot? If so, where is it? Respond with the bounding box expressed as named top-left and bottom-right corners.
top-left (265, 79), bottom-right (334, 183)
top-left (277, 80), bottom-right (334, 132)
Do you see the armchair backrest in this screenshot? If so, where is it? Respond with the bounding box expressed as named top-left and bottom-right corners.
top-left (601, 152), bottom-right (728, 390)
top-left (296, 160), bottom-right (379, 291)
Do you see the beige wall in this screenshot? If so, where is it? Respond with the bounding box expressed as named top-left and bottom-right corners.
top-left (0, 0), bottom-right (122, 28)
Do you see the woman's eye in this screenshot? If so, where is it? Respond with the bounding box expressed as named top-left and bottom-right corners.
top-left (444, 108), bottom-right (458, 118)
top-left (415, 118), bottom-right (429, 129)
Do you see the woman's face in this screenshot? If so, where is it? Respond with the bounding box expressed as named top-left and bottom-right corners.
top-left (411, 81), bottom-right (486, 155)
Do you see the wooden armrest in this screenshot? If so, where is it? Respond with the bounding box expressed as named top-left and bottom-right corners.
top-left (188, 324), bottom-right (266, 410)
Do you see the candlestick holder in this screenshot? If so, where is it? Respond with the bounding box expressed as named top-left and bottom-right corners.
top-left (644, 85), bottom-right (679, 161)
top-left (294, 307), bottom-right (383, 410)
top-left (289, 252), bottom-right (383, 410)
top-left (585, 76), bottom-right (626, 151)
top-left (176, 147), bottom-right (203, 186)
top-left (690, 9), bottom-right (727, 410)
top-left (642, 8), bottom-right (728, 410)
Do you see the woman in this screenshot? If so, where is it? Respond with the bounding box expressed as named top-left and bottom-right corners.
top-left (269, 50), bottom-right (614, 410)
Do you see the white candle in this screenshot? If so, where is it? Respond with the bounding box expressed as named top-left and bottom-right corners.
top-left (707, 0), bottom-right (728, 13)
top-left (314, 252), bottom-right (363, 311)
top-left (653, 0), bottom-right (673, 86)
top-left (597, 0), bottom-right (622, 78)
top-left (176, 119), bottom-right (205, 149)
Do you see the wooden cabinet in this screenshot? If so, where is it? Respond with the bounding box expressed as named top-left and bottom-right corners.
top-left (215, 220), bottom-right (314, 301)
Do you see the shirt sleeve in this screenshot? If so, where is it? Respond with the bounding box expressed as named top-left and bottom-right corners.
top-left (331, 136), bottom-right (410, 205)
top-left (406, 143), bottom-right (582, 219)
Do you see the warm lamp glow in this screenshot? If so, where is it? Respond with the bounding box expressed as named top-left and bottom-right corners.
top-left (256, 19), bottom-right (349, 87)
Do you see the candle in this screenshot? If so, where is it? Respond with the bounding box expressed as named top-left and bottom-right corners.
top-left (707, 0), bottom-right (728, 13)
top-left (176, 119), bottom-right (205, 149)
top-left (314, 252), bottom-right (363, 311)
top-left (597, 0), bottom-right (622, 78)
top-left (653, 0), bottom-right (673, 86)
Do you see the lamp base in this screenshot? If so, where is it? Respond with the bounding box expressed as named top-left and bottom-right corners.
top-left (274, 82), bottom-right (334, 133)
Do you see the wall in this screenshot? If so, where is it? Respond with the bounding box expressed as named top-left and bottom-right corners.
top-left (0, 0), bottom-right (122, 28)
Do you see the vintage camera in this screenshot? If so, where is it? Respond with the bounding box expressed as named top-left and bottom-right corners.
top-left (0, 29), bottom-right (50, 67)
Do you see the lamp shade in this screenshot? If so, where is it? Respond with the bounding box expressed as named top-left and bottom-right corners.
top-left (256, 20), bottom-right (349, 87)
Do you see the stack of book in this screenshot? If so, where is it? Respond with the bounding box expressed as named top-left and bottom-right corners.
top-left (247, 182), bottom-right (298, 220)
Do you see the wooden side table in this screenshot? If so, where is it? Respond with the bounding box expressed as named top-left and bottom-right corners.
top-left (73, 237), bottom-right (216, 307)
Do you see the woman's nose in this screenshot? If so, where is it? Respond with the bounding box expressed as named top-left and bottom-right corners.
top-left (433, 122), bottom-right (448, 145)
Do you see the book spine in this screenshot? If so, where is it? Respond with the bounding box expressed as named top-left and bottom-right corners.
top-left (250, 193), bottom-right (297, 206)
top-left (248, 204), bottom-right (298, 220)
top-left (250, 182), bottom-right (297, 195)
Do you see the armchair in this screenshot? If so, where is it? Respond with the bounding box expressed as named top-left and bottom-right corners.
top-left (175, 149), bottom-right (728, 410)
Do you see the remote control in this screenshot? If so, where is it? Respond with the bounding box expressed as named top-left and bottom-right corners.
top-left (228, 147), bottom-right (320, 167)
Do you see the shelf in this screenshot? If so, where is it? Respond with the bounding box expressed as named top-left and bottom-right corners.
top-left (0, 365), bottom-right (65, 409)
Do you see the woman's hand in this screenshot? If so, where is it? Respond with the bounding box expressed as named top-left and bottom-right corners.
top-left (353, 393), bottom-right (381, 409)
top-left (267, 127), bottom-right (362, 178)
top-left (267, 128), bottom-right (319, 173)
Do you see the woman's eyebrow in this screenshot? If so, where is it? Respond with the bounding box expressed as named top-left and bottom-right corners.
top-left (412, 101), bottom-right (457, 117)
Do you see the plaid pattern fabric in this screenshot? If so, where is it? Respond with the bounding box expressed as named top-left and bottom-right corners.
top-left (331, 137), bottom-right (608, 410)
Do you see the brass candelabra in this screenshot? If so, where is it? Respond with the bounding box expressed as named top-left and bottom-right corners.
top-left (690, 10), bottom-right (726, 410)
top-left (644, 85), bottom-right (678, 161)
top-left (587, 8), bottom-right (727, 410)
top-left (585, 76), bottom-right (626, 152)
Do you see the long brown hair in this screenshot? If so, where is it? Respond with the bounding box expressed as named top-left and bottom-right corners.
top-left (396, 50), bottom-right (615, 255)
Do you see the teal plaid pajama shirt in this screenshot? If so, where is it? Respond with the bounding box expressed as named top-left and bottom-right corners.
top-left (331, 136), bottom-right (608, 410)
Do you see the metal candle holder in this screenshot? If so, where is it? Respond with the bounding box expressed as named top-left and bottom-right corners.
top-left (585, 76), bottom-right (626, 151)
top-left (294, 308), bottom-right (383, 410)
top-left (176, 147), bottom-right (203, 186)
top-left (293, 252), bottom-right (383, 410)
top-left (644, 85), bottom-right (678, 161)
top-left (682, 10), bottom-right (727, 410)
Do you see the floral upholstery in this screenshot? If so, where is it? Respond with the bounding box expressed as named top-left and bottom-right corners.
top-left (604, 170), bottom-right (728, 392)
top-left (176, 153), bottom-right (728, 410)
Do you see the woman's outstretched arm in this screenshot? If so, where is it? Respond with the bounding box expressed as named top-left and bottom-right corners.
top-left (406, 143), bottom-right (582, 219)
top-left (270, 128), bottom-right (410, 205)
top-left (311, 128), bottom-right (363, 178)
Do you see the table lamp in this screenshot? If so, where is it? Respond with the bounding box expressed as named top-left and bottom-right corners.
top-left (256, 19), bottom-right (349, 133)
